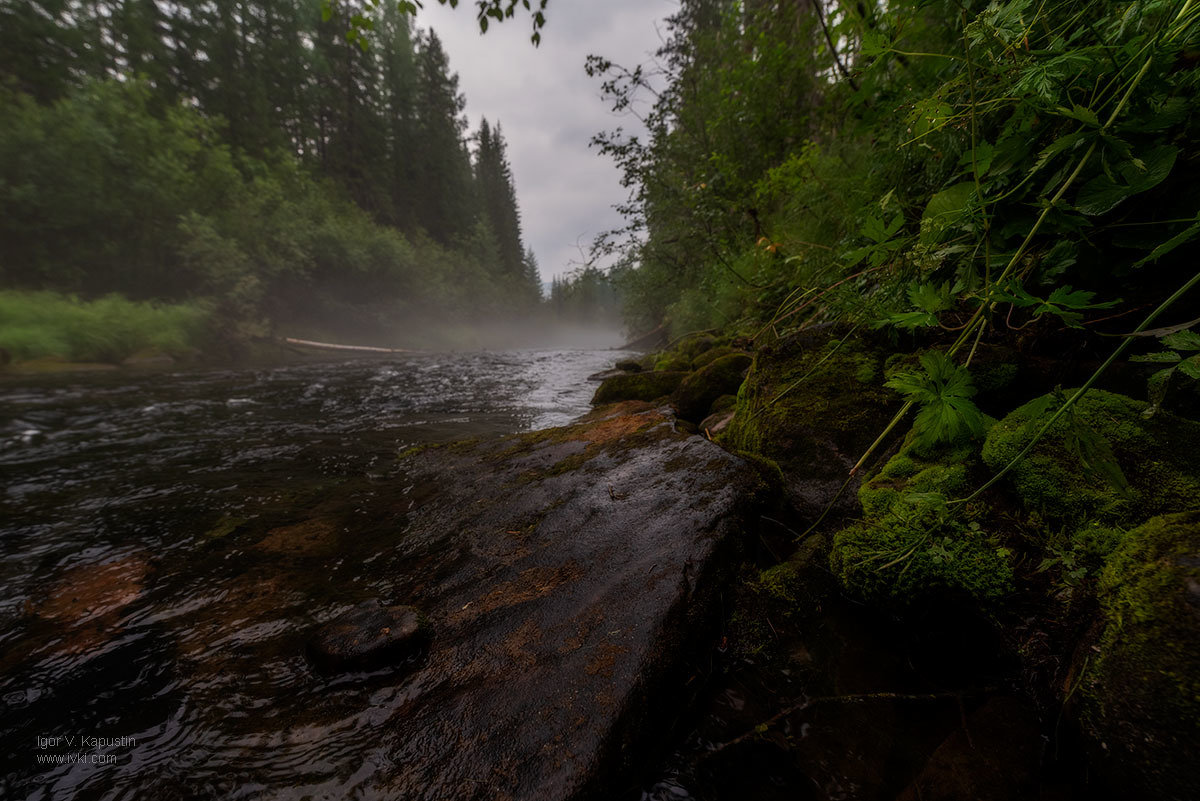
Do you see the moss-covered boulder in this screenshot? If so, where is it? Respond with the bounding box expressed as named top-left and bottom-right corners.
top-left (856, 436), bottom-right (977, 519)
top-left (592, 371), bottom-right (689, 405)
top-left (691, 345), bottom-right (739, 370)
top-left (653, 352), bottom-right (692, 372)
top-left (982, 389), bottom-right (1200, 527)
top-left (1077, 510), bottom-right (1200, 800)
top-left (720, 332), bottom-right (899, 516)
top-left (614, 359), bottom-right (643, 372)
top-left (671, 352), bottom-right (752, 422)
top-left (831, 491), bottom-right (1013, 605)
top-left (676, 334), bottom-right (718, 360)
top-left (830, 430), bottom-right (1013, 606)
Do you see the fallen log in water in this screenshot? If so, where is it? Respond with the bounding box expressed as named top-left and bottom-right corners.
top-left (281, 337), bottom-right (417, 354)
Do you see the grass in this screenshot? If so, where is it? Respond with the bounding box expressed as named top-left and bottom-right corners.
top-left (0, 291), bottom-right (209, 364)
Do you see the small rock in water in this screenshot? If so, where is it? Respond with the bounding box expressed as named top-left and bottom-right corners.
top-left (307, 602), bottom-right (428, 673)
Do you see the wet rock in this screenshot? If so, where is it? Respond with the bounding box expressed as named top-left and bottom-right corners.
top-left (26, 554), bottom-right (151, 658)
top-left (721, 332), bottom-right (898, 519)
top-left (35, 555), bottom-right (150, 625)
top-left (592, 370), bottom-right (689, 405)
top-left (255, 517), bottom-right (341, 557)
top-left (1076, 509), bottom-right (1200, 801)
top-left (587, 368), bottom-right (626, 382)
top-left (672, 353), bottom-right (752, 422)
top-left (700, 408), bottom-right (735, 435)
top-left (307, 602), bottom-right (428, 673)
top-left (615, 359), bottom-right (643, 372)
top-left (368, 404), bottom-right (766, 800)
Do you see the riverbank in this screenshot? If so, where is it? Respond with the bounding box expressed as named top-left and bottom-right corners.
top-left (593, 327), bottom-right (1199, 800)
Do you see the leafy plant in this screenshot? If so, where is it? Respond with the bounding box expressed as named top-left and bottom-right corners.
top-left (1131, 328), bottom-right (1200, 415)
top-left (885, 351), bottom-right (985, 448)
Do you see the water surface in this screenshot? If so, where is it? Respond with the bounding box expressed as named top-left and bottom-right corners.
top-left (0, 349), bottom-right (630, 799)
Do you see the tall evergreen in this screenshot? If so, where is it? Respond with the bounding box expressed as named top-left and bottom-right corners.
top-left (474, 119), bottom-right (525, 278)
top-left (412, 29), bottom-right (476, 245)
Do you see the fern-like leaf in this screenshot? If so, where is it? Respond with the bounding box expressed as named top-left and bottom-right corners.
top-left (886, 351), bottom-right (985, 447)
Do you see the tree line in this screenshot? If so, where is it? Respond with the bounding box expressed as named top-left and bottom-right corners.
top-left (0, 0), bottom-right (542, 348)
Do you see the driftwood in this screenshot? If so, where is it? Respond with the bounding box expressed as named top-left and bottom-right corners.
top-left (281, 337), bottom-right (417, 354)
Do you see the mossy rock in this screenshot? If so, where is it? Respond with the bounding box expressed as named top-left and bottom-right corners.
top-left (857, 434), bottom-right (978, 519)
top-left (831, 492), bottom-right (1013, 605)
top-left (653, 353), bottom-right (692, 372)
top-left (671, 352), bottom-right (752, 422)
top-left (832, 430), bottom-right (1012, 606)
top-left (1078, 510), bottom-right (1200, 800)
top-left (676, 335), bottom-right (718, 360)
top-left (755, 535), bottom-right (831, 617)
top-left (691, 345), bottom-right (739, 370)
top-left (614, 359), bottom-right (643, 373)
top-left (982, 389), bottom-right (1200, 527)
top-left (720, 332), bottom-right (899, 516)
top-left (592, 371), bottom-right (689, 405)
top-left (710, 394), bottom-right (737, 415)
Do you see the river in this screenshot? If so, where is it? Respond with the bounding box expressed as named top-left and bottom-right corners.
top-left (0, 349), bottom-right (631, 799)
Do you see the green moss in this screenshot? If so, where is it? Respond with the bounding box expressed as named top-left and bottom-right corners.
top-left (676, 334), bottom-right (718, 360)
top-left (653, 353), bottom-right (693, 372)
top-left (974, 361), bottom-right (1018, 394)
top-left (592, 371), bottom-right (689, 405)
top-left (831, 492), bottom-right (1014, 605)
top-left (880, 454), bottom-right (917, 479)
top-left (691, 345), bottom-right (738, 370)
top-left (757, 560), bottom-right (807, 605)
top-left (982, 389), bottom-right (1200, 527)
top-left (1079, 510), bottom-right (1200, 797)
top-left (672, 352), bottom-right (752, 421)
top-left (720, 335), bottom-right (896, 474)
top-left (709, 394), bottom-right (737, 415)
top-left (854, 360), bottom-right (878, 384)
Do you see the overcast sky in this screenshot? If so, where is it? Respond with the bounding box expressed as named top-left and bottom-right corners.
top-left (413, 0), bottom-right (677, 283)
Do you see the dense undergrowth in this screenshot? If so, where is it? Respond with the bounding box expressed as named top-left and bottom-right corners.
top-left (594, 0), bottom-right (1200, 375)
top-left (590, 6), bottom-right (1200, 782)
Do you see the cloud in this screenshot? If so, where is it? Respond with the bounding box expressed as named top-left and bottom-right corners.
top-left (414, 0), bottom-right (675, 281)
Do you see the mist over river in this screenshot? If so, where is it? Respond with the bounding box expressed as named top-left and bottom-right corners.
top-left (0, 349), bottom-right (631, 799)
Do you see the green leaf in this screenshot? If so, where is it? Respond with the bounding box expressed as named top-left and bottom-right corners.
top-left (886, 351), bottom-right (984, 446)
top-left (1132, 219), bottom-right (1200, 268)
top-left (908, 282), bottom-right (953, 314)
top-left (1179, 355), bottom-right (1200, 380)
top-left (1130, 351), bottom-right (1182, 363)
top-left (883, 311), bottom-right (940, 329)
top-left (1065, 411), bottom-right (1130, 496)
top-left (1161, 330), bottom-right (1200, 351)
top-left (1076, 146), bottom-right (1178, 216)
top-left (1057, 104), bottom-right (1099, 127)
top-left (921, 182), bottom-right (975, 244)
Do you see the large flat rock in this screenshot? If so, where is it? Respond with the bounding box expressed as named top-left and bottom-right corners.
top-left (374, 402), bottom-right (763, 800)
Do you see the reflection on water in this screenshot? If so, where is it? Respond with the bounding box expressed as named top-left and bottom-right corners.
top-left (0, 349), bottom-right (630, 800)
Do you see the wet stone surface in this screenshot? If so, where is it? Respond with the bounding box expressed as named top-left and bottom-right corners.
top-left (306, 602), bottom-right (428, 673)
top-left (370, 403), bottom-right (765, 800)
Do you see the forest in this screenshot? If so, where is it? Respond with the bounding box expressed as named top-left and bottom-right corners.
top-left (0, 0), bottom-right (547, 359)
top-left (590, 0), bottom-right (1199, 349)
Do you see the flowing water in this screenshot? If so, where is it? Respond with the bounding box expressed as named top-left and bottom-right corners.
top-left (0, 349), bottom-right (632, 800)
